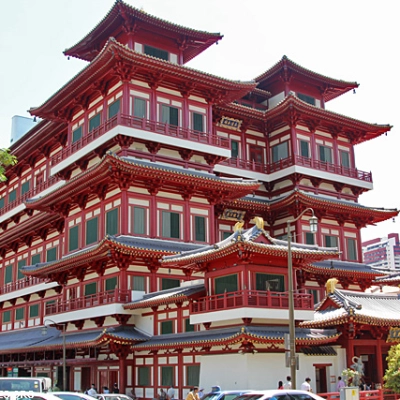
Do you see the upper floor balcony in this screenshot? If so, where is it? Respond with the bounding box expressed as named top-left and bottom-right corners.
top-left (216, 155), bottom-right (372, 189)
top-left (50, 114), bottom-right (231, 175)
top-left (190, 289), bottom-right (314, 325)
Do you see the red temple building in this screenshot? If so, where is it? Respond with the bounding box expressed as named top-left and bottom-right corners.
top-left (0, 0), bottom-right (399, 396)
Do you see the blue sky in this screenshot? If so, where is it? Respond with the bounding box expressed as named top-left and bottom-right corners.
top-left (0, 0), bottom-right (399, 241)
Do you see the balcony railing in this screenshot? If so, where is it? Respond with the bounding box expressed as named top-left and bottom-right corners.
top-left (45, 289), bottom-right (132, 315)
top-left (0, 276), bottom-right (47, 295)
top-left (51, 114), bottom-right (230, 166)
top-left (221, 155), bottom-right (372, 182)
top-left (190, 289), bottom-right (313, 314)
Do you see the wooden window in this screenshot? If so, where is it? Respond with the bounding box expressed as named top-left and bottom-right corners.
top-left (297, 93), bottom-right (316, 106)
top-left (144, 45), bottom-right (169, 61)
top-left (231, 140), bottom-right (239, 158)
top-left (162, 278), bottom-right (180, 290)
top-left (31, 254), bottom-right (40, 264)
top-left (132, 275), bottom-right (145, 291)
top-left (161, 320), bottom-right (173, 335)
top-left (249, 145), bottom-right (264, 164)
top-left (106, 208), bottom-right (119, 236)
top-left (300, 140), bottom-right (310, 158)
top-left (5, 265), bottom-right (12, 284)
top-left (271, 142), bottom-right (289, 162)
top-left (0, 198), bottom-right (4, 209)
top-left (185, 318), bottom-right (195, 332)
top-left (340, 150), bottom-right (350, 168)
top-left (319, 145), bottom-right (332, 163)
top-left (133, 98), bottom-right (146, 118)
top-left (17, 259), bottom-right (26, 280)
top-left (161, 366), bottom-right (173, 386)
top-left (305, 232), bottom-right (315, 245)
top-left (347, 238), bottom-right (358, 261)
top-left (69, 226), bottom-right (79, 252)
top-left (161, 105), bottom-right (179, 127)
top-left (192, 112), bottom-right (204, 132)
top-left (105, 277), bottom-right (117, 291)
top-left (138, 367), bottom-right (150, 386)
top-left (29, 304), bottom-right (39, 318)
top-left (84, 282), bottom-right (97, 296)
top-left (72, 126), bottom-right (82, 143)
top-left (8, 189), bottom-right (17, 203)
top-left (89, 113), bottom-right (101, 132)
top-left (46, 247), bottom-right (57, 262)
top-left (108, 99), bottom-right (120, 119)
top-left (162, 211), bottom-right (180, 239)
top-left (215, 274), bottom-right (238, 294)
top-left (21, 181), bottom-right (30, 195)
top-left (15, 307), bottom-right (24, 320)
top-left (324, 235), bottom-right (338, 248)
top-left (255, 273), bottom-right (284, 292)
top-left (221, 231), bottom-right (231, 240)
top-left (2, 310), bottom-right (11, 323)
top-left (86, 217), bottom-right (98, 245)
top-left (133, 206), bottom-right (146, 235)
top-left (186, 366), bottom-right (200, 386)
top-left (194, 216), bottom-right (206, 242)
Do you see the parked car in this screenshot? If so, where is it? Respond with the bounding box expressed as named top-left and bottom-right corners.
top-left (0, 391), bottom-right (63, 400)
top-left (202, 390), bottom-right (253, 400)
top-left (233, 390), bottom-right (326, 400)
top-left (53, 392), bottom-right (98, 400)
top-left (96, 395), bottom-right (133, 400)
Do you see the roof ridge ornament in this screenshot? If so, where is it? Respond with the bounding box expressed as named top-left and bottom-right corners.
top-left (233, 221), bottom-right (244, 232)
top-left (253, 216), bottom-right (264, 230)
top-left (325, 277), bottom-right (338, 294)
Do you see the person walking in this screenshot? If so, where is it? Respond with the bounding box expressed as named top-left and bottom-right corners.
top-left (283, 376), bottom-right (292, 389)
top-left (88, 384), bottom-right (98, 396)
top-left (167, 385), bottom-right (176, 400)
top-left (301, 378), bottom-right (312, 392)
top-left (337, 376), bottom-right (345, 391)
top-left (278, 381), bottom-right (284, 390)
top-left (113, 383), bottom-right (120, 394)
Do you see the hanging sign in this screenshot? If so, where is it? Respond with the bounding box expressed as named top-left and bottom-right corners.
top-left (218, 116), bottom-right (242, 131)
top-left (388, 327), bottom-right (400, 342)
top-left (220, 209), bottom-right (245, 221)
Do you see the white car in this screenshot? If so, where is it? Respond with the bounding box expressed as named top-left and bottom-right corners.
top-left (53, 392), bottom-right (98, 400)
top-left (0, 391), bottom-right (64, 400)
top-left (96, 395), bottom-right (132, 400)
top-left (233, 390), bottom-right (326, 400)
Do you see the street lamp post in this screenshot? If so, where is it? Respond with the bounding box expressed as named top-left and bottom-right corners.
top-left (287, 208), bottom-right (318, 389)
top-left (42, 319), bottom-right (67, 391)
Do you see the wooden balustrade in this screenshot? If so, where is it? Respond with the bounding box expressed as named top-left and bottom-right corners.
top-left (0, 276), bottom-right (46, 295)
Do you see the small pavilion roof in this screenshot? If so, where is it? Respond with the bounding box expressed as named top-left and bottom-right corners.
top-left (255, 55), bottom-right (359, 102)
top-left (300, 288), bottom-right (400, 328)
top-left (0, 325), bottom-right (149, 354)
top-left (161, 218), bottom-right (339, 269)
top-left (64, 0), bottom-right (223, 63)
top-left (373, 271), bottom-right (400, 285)
top-left (123, 283), bottom-right (206, 310)
top-left (131, 325), bottom-right (339, 351)
top-left (25, 153), bottom-right (260, 212)
top-left (31, 39), bottom-right (255, 121)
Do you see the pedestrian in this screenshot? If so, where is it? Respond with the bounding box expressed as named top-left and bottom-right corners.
top-left (301, 378), bottom-right (312, 392)
top-left (278, 381), bottom-right (283, 390)
top-left (198, 389), bottom-right (205, 399)
top-left (113, 383), bottom-right (120, 394)
top-left (283, 376), bottom-right (291, 389)
top-left (88, 384), bottom-right (98, 396)
top-left (130, 389), bottom-right (138, 400)
top-left (103, 386), bottom-right (110, 394)
top-left (159, 389), bottom-right (167, 400)
top-left (167, 385), bottom-right (175, 400)
top-left (186, 387), bottom-right (199, 400)
top-left (337, 376), bottom-right (345, 391)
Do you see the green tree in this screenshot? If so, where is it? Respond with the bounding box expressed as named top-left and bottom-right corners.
top-left (384, 344), bottom-right (400, 392)
top-left (0, 148), bottom-right (17, 182)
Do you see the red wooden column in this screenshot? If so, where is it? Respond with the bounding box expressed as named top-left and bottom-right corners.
top-left (376, 339), bottom-right (384, 385)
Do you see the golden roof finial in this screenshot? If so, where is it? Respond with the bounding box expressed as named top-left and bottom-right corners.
top-left (233, 221), bottom-right (244, 232)
top-left (253, 216), bottom-right (264, 229)
top-left (325, 278), bottom-right (338, 294)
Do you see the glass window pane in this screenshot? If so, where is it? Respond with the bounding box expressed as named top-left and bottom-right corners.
top-left (105, 277), bottom-right (117, 291)
top-left (89, 113), bottom-right (101, 132)
top-left (144, 45), bottom-right (169, 61)
top-left (305, 232), bottom-right (315, 245)
top-left (17, 259), bottom-right (26, 280)
top-left (272, 142), bottom-right (288, 162)
top-left (215, 274), bottom-right (238, 294)
top-left (138, 367), bottom-right (149, 386)
top-left (5, 265), bottom-right (13, 284)
top-left (31, 254), bottom-right (40, 265)
top-left (195, 216), bottom-right (206, 242)
top-left (106, 208), bottom-right (119, 236)
top-left (85, 282), bottom-right (97, 296)
top-left (8, 189), bottom-right (17, 203)
top-left (132, 275), bottom-right (145, 291)
top-left (341, 151), bottom-right (350, 168)
top-left (162, 211), bottom-right (180, 239)
top-left (255, 273), bottom-right (284, 292)
top-left (347, 238), bottom-right (357, 260)
top-left (185, 318), bottom-right (195, 332)
top-left (161, 321), bottom-right (173, 335)
top-left (47, 247), bottom-right (57, 262)
top-left (0, 198), bottom-right (4, 209)
top-left (15, 307), bottom-right (24, 320)
top-left (169, 107), bottom-right (178, 126)
top-left (231, 141), bottom-right (239, 158)
top-left (86, 217), bottom-right (98, 245)
top-left (72, 126), bottom-right (82, 143)
top-left (186, 366), bottom-right (200, 386)
top-left (69, 226), bottom-right (79, 252)
top-left (161, 366), bottom-right (173, 386)
top-left (193, 113), bottom-right (204, 132)
top-left (29, 304), bottom-right (39, 318)
top-left (162, 278), bottom-right (180, 290)
top-left (297, 93), bottom-right (316, 105)
top-left (325, 235), bottom-right (338, 248)
top-left (133, 207), bottom-right (145, 234)
top-left (134, 98), bottom-right (146, 118)
top-left (21, 181), bottom-right (30, 195)
top-left (300, 140), bottom-right (310, 158)
top-left (108, 99), bottom-right (120, 119)
top-left (3, 310), bottom-right (11, 323)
